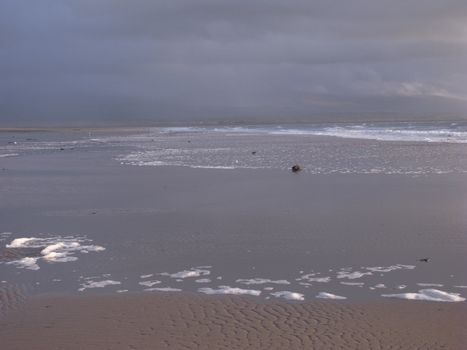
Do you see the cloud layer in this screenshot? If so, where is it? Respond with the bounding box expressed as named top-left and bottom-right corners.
top-left (1, 0), bottom-right (467, 124)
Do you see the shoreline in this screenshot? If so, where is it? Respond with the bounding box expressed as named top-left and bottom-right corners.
top-left (1, 292), bottom-right (466, 349)
top-left (2, 118), bottom-right (467, 133)
top-left (0, 127), bottom-right (151, 133)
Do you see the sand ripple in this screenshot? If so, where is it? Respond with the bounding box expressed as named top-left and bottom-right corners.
top-left (1, 294), bottom-right (466, 349)
top-left (0, 283), bottom-right (28, 317)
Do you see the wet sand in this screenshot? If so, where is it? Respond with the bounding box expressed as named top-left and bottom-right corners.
top-left (2, 158), bottom-right (467, 299)
top-left (1, 293), bottom-right (466, 349)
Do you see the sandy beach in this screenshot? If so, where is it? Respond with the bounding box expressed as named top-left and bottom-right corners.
top-left (1, 293), bottom-right (466, 349)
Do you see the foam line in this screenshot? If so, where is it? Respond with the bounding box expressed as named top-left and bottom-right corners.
top-left (198, 286), bottom-right (261, 296)
top-left (270, 291), bottom-right (304, 301)
top-left (382, 289), bottom-right (465, 302)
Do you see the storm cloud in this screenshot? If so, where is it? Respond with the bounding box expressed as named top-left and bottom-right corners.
top-left (1, 0), bottom-right (467, 124)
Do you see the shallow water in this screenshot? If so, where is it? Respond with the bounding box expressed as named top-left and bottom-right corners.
top-left (1, 124), bottom-right (467, 303)
top-left (116, 124), bottom-right (467, 175)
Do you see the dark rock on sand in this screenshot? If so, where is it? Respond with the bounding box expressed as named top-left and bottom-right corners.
top-left (291, 164), bottom-right (302, 173)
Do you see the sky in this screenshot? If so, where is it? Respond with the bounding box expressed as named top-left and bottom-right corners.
top-left (1, 0), bottom-right (467, 125)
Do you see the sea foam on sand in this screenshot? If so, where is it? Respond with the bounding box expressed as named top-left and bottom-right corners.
top-left (198, 286), bottom-right (261, 296)
top-left (236, 278), bottom-right (290, 285)
top-left (335, 264), bottom-right (415, 280)
top-left (195, 278), bottom-right (211, 283)
top-left (4, 236), bottom-right (105, 270)
top-left (161, 268), bottom-right (210, 279)
top-left (139, 280), bottom-right (161, 287)
top-left (340, 282), bottom-right (364, 286)
top-left (382, 289), bottom-right (465, 302)
top-left (337, 271), bottom-right (372, 279)
top-left (365, 264), bottom-right (415, 273)
top-left (316, 292), bottom-right (347, 300)
top-left (270, 291), bottom-right (304, 301)
top-left (298, 274), bottom-right (332, 283)
top-left (144, 287), bottom-right (182, 292)
top-left (79, 280), bottom-right (121, 292)
top-left (416, 283), bottom-right (444, 287)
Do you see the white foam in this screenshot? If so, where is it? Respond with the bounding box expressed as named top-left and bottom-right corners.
top-left (308, 277), bottom-right (331, 283)
top-left (340, 282), bottom-right (364, 286)
top-left (365, 264), bottom-right (416, 273)
top-left (195, 278), bottom-right (211, 283)
top-left (316, 292), bottom-right (347, 300)
top-left (160, 123), bottom-right (467, 143)
top-left (139, 280), bottom-right (161, 287)
top-left (161, 268), bottom-right (210, 279)
top-left (271, 125), bottom-right (467, 144)
top-left (160, 126), bottom-right (203, 133)
top-left (337, 271), bottom-right (372, 279)
top-left (299, 274), bottom-right (332, 283)
top-left (382, 289), bottom-right (465, 302)
top-left (454, 285), bottom-right (467, 289)
top-left (6, 237), bottom-right (35, 248)
top-left (235, 278), bottom-right (290, 285)
top-left (116, 289), bottom-right (128, 293)
top-left (144, 287), bottom-right (182, 292)
top-left (189, 165), bottom-right (237, 170)
top-left (373, 284), bottom-right (387, 289)
top-left (417, 283), bottom-right (444, 287)
top-left (41, 242), bottom-right (81, 262)
top-left (270, 291), bottom-right (304, 301)
top-left (299, 282), bottom-right (312, 286)
top-left (159, 124), bottom-right (467, 144)
top-left (0, 153), bottom-right (19, 158)
top-left (79, 280), bottom-right (121, 291)
top-left (4, 235), bottom-right (105, 270)
top-left (198, 286), bottom-right (261, 296)
top-left (140, 274), bottom-right (154, 279)
top-left (6, 257), bottom-right (40, 270)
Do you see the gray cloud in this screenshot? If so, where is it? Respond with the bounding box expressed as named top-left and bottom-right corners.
top-left (1, 0), bottom-right (467, 125)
